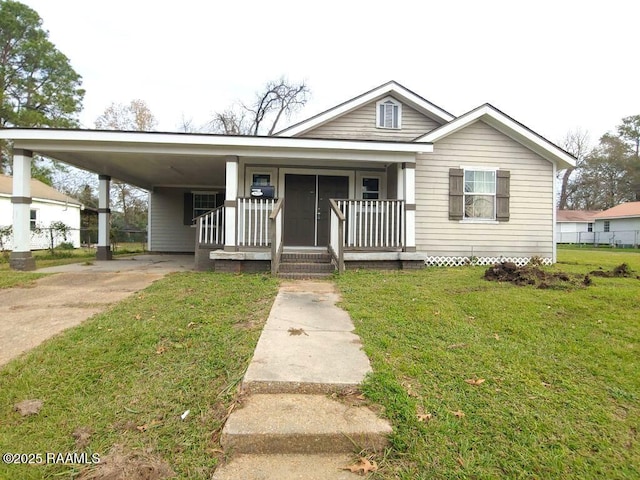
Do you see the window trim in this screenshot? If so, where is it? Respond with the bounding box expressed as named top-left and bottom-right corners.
top-left (356, 171), bottom-right (386, 200)
top-left (190, 191), bottom-right (219, 226)
top-left (30, 209), bottom-right (38, 231)
top-left (461, 167), bottom-right (497, 222)
top-left (375, 96), bottom-right (402, 130)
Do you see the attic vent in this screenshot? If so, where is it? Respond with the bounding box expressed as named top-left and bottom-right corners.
top-left (376, 97), bottom-right (402, 129)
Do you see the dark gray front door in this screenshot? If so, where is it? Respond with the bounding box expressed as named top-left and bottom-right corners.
top-left (283, 174), bottom-right (349, 246)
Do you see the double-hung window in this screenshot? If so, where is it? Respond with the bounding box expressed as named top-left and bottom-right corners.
top-left (193, 193), bottom-right (218, 220)
top-left (376, 97), bottom-right (401, 129)
top-left (464, 169), bottom-right (496, 220)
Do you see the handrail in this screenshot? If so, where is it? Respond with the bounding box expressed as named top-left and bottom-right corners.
top-left (328, 199), bottom-right (345, 273)
top-left (196, 205), bottom-right (225, 247)
top-left (269, 198), bottom-right (285, 275)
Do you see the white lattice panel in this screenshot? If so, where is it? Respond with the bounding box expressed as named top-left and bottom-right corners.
top-left (425, 256), bottom-right (552, 267)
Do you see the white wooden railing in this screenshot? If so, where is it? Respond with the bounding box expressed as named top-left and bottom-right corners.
top-left (237, 197), bottom-right (276, 247)
top-left (336, 199), bottom-right (404, 249)
top-left (197, 206), bottom-right (225, 245)
top-left (329, 200), bottom-right (345, 273)
top-left (270, 198), bottom-right (285, 274)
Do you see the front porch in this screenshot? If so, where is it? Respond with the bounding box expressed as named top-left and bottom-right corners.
top-left (196, 196), bottom-right (425, 274)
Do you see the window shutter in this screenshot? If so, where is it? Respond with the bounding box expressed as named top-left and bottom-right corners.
top-left (449, 168), bottom-right (464, 220)
top-left (183, 192), bottom-right (194, 225)
top-left (496, 170), bottom-right (510, 222)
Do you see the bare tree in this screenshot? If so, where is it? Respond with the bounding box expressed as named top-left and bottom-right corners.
top-left (209, 77), bottom-right (310, 136)
top-left (95, 99), bottom-right (157, 131)
top-left (557, 129), bottom-right (590, 210)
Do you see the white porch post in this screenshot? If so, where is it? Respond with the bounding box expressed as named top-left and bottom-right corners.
top-left (97, 174), bottom-right (112, 260)
top-left (224, 156), bottom-right (239, 251)
top-left (9, 149), bottom-right (36, 270)
top-left (403, 162), bottom-right (416, 252)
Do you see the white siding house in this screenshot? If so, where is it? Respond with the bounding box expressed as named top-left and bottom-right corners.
top-left (0, 81), bottom-right (576, 271)
top-left (556, 210), bottom-right (600, 244)
top-left (0, 175), bottom-right (82, 250)
top-left (593, 202), bottom-right (640, 247)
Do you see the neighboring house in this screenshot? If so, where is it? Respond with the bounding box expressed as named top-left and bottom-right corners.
top-left (593, 202), bottom-right (640, 247)
top-left (556, 210), bottom-right (600, 244)
top-left (0, 175), bottom-right (82, 250)
top-left (0, 81), bottom-right (575, 271)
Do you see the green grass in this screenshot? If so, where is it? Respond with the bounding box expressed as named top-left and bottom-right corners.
top-left (0, 272), bottom-right (279, 479)
top-left (336, 250), bottom-right (640, 479)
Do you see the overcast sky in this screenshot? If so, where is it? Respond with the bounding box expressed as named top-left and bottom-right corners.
top-left (21, 0), bottom-right (640, 146)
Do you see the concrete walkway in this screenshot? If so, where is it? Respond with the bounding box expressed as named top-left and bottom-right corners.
top-left (214, 281), bottom-right (392, 480)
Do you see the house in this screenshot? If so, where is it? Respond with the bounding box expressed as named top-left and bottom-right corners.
top-left (556, 210), bottom-right (600, 244)
top-left (593, 202), bottom-right (640, 247)
top-left (0, 81), bottom-right (575, 271)
top-left (0, 175), bottom-right (82, 251)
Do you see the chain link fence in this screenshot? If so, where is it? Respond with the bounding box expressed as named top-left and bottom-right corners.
top-left (557, 230), bottom-right (640, 247)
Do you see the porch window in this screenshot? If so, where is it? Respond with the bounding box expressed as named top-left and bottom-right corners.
top-left (252, 173), bottom-right (271, 186)
top-left (193, 193), bottom-right (218, 219)
top-left (376, 97), bottom-right (402, 129)
top-left (362, 177), bottom-right (380, 200)
top-left (464, 169), bottom-right (496, 219)
top-left (604, 220), bottom-right (610, 232)
top-left (30, 209), bottom-right (37, 231)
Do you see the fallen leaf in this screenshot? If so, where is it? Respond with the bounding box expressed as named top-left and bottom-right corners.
top-left (465, 378), bottom-right (486, 386)
top-left (343, 457), bottom-right (378, 474)
top-left (187, 322), bottom-right (196, 328)
top-left (448, 343), bottom-right (467, 349)
top-left (417, 413), bottom-right (433, 422)
top-left (156, 345), bottom-right (167, 354)
top-left (136, 424), bottom-right (148, 432)
top-left (72, 426), bottom-right (93, 449)
top-left (134, 314), bottom-right (142, 320)
top-left (450, 410), bottom-right (465, 418)
top-left (493, 333), bottom-right (500, 340)
top-left (402, 381), bottom-right (418, 398)
top-left (457, 455), bottom-right (465, 466)
top-left (288, 327), bottom-right (308, 336)
top-left (14, 399), bottom-right (43, 416)
top-left (542, 381), bottom-right (552, 388)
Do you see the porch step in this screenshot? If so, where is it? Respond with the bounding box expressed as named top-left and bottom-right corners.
top-left (281, 253), bottom-right (332, 263)
top-left (220, 394), bottom-right (392, 455)
top-left (277, 272), bottom-right (334, 280)
top-left (278, 262), bottom-right (335, 274)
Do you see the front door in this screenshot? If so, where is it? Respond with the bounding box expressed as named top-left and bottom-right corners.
top-left (283, 174), bottom-right (349, 246)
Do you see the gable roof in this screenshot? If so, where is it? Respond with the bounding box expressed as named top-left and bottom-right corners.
top-left (416, 103), bottom-right (576, 170)
top-left (594, 201), bottom-right (640, 219)
top-left (275, 80), bottom-right (455, 137)
top-left (556, 210), bottom-right (601, 222)
top-left (0, 175), bottom-right (82, 206)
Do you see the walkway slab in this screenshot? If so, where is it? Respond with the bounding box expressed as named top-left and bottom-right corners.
top-left (221, 394), bottom-right (392, 454)
top-left (212, 454), bottom-right (357, 480)
top-left (242, 281), bottom-right (372, 393)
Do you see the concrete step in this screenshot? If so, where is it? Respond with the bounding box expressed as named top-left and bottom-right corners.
top-left (220, 394), bottom-right (392, 454)
top-left (279, 262), bottom-right (335, 274)
top-left (277, 272), bottom-right (334, 280)
top-left (212, 453), bottom-right (357, 480)
top-left (281, 253), bottom-right (332, 263)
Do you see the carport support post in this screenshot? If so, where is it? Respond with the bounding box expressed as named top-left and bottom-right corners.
top-left (224, 156), bottom-right (239, 251)
top-left (9, 149), bottom-right (36, 271)
top-left (97, 175), bottom-right (112, 260)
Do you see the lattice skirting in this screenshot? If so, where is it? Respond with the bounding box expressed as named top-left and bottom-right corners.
top-left (424, 256), bottom-right (552, 267)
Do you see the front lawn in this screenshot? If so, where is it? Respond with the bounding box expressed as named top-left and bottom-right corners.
top-left (0, 272), bottom-right (279, 479)
top-left (336, 250), bottom-right (639, 479)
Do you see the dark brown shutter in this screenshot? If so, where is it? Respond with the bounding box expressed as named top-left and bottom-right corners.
top-left (449, 168), bottom-right (464, 220)
top-left (183, 192), bottom-right (194, 225)
top-left (496, 170), bottom-right (510, 222)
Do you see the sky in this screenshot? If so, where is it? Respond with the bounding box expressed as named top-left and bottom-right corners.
top-left (20, 0), bottom-right (640, 146)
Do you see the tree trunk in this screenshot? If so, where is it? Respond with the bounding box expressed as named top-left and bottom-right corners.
top-left (558, 168), bottom-right (574, 210)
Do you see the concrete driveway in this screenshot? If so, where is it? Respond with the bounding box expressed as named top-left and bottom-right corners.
top-left (0, 255), bottom-right (193, 366)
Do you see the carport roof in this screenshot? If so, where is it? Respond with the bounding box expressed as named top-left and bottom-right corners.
top-left (0, 128), bottom-right (432, 190)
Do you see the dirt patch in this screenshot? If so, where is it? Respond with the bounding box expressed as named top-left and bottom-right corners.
top-left (76, 445), bottom-right (174, 480)
top-left (589, 263), bottom-right (639, 278)
top-left (484, 262), bottom-right (587, 289)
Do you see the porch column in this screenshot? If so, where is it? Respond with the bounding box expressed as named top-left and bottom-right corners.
top-left (97, 175), bottom-right (112, 260)
top-left (224, 156), bottom-right (239, 251)
top-left (403, 162), bottom-right (416, 252)
top-left (9, 149), bottom-right (36, 271)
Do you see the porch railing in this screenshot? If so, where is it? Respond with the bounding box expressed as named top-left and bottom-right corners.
top-left (237, 197), bottom-right (277, 247)
top-left (329, 200), bottom-right (345, 273)
top-left (197, 205), bottom-right (225, 246)
top-left (270, 198), bottom-right (285, 274)
top-left (336, 199), bottom-right (404, 249)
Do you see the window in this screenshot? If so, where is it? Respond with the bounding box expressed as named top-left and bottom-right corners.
top-left (252, 173), bottom-right (271, 186)
top-left (604, 220), bottom-right (610, 232)
top-left (30, 209), bottom-right (37, 231)
top-left (587, 223), bottom-right (593, 232)
top-left (464, 169), bottom-right (496, 219)
top-left (376, 97), bottom-right (402, 129)
top-left (193, 193), bottom-right (218, 219)
top-left (362, 177), bottom-right (380, 200)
